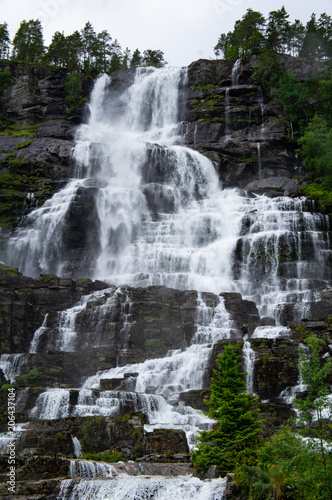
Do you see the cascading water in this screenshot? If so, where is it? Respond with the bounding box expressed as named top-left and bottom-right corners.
top-left (1, 63), bottom-right (332, 498)
top-left (232, 58), bottom-right (241, 86)
top-left (1, 67), bottom-right (330, 322)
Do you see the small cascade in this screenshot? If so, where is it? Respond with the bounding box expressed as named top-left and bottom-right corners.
top-left (116, 292), bottom-right (134, 366)
top-left (72, 436), bottom-right (82, 458)
top-left (0, 432), bottom-right (16, 455)
top-left (29, 314), bottom-right (48, 353)
top-left (30, 287), bottom-right (135, 353)
top-left (224, 87), bottom-right (230, 138)
top-left (1, 179), bottom-right (86, 277)
top-left (243, 341), bottom-right (255, 393)
top-left (256, 142), bottom-right (261, 179)
top-left (258, 87), bottom-right (264, 121)
top-left (0, 423), bottom-right (28, 455)
top-left (69, 459), bottom-right (115, 478)
top-left (28, 296), bottom-right (235, 448)
top-left (0, 353), bottom-right (28, 382)
top-left (279, 343), bottom-right (308, 404)
top-left (232, 58), bottom-right (241, 86)
top-left (59, 475), bottom-right (227, 500)
top-left (251, 326), bottom-right (290, 339)
top-left (193, 123), bottom-right (198, 146)
top-left (194, 293), bottom-right (237, 343)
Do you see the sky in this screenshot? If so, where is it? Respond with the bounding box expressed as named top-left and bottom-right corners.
top-left (1, 0), bottom-right (331, 66)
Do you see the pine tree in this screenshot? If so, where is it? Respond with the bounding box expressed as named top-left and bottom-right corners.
top-left (142, 49), bottom-right (166, 68)
top-left (130, 48), bottom-right (142, 68)
top-left (191, 343), bottom-right (263, 476)
top-left (12, 19), bottom-right (44, 63)
top-left (266, 6), bottom-right (290, 53)
top-left (45, 31), bottom-right (67, 67)
top-left (0, 22), bottom-right (10, 59)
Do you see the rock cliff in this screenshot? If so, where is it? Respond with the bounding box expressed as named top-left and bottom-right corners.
top-left (0, 57), bottom-right (331, 499)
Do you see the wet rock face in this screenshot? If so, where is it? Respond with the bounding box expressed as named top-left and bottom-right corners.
top-left (251, 338), bottom-right (299, 400)
top-left (144, 429), bottom-right (189, 456)
top-left (2, 414), bottom-right (187, 462)
top-left (1, 61), bottom-right (92, 126)
top-left (0, 268), bottom-right (110, 353)
top-left (0, 62), bottom-right (92, 228)
top-left (185, 58), bottom-right (307, 196)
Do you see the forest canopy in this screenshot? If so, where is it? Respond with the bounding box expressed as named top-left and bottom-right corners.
top-left (0, 19), bottom-right (166, 74)
top-left (214, 6), bottom-right (332, 62)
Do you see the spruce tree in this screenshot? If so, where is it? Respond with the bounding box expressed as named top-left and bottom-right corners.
top-left (0, 23), bottom-right (10, 59)
top-left (12, 19), bottom-right (44, 63)
top-left (191, 343), bottom-right (263, 476)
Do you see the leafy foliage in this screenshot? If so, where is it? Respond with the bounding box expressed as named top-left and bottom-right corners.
top-left (5, 18), bottom-right (166, 73)
top-left (236, 426), bottom-right (332, 500)
top-left (215, 8), bottom-right (332, 61)
top-left (191, 344), bottom-right (263, 476)
top-left (298, 115), bottom-right (332, 179)
top-left (0, 66), bottom-right (12, 97)
top-left (235, 335), bottom-right (332, 499)
top-left (64, 72), bottom-right (84, 110)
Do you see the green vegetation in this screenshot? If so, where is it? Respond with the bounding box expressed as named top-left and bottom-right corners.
top-left (214, 8), bottom-right (332, 211)
top-left (0, 18), bottom-right (166, 73)
top-left (82, 450), bottom-right (124, 462)
top-left (0, 66), bottom-right (12, 97)
top-left (234, 334), bottom-right (332, 499)
top-left (16, 140), bottom-right (33, 150)
top-left (64, 72), bottom-right (85, 111)
top-left (191, 343), bottom-right (263, 476)
top-left (235, 426), bottom-right (332, 499)
top-left (0, 264), bottom-right (21, 276)
top-left (215, 8), bottom-right (331, 62)
top-left (12, 20), bottom-right (44, 64)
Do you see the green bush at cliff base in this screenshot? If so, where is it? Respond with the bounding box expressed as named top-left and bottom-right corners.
top-left (82, 450), bottom-right (124, 462)
top-left (235, 426), bottom-right (332, 500)
top-left (299, 181), bottom-right (332, 213)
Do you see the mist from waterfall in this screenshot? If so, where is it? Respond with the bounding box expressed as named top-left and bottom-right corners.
top-left (1, 67), bottom-right (330, 324)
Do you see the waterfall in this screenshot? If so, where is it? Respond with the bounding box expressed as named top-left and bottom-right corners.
top-left (59, 475), bottom-right (227, 499)
top-left (224, 87), bottom-right (230, 139)
top-left (232, 58), bottom-right (241, 86)
top-left (1, 65), bottom-right (332, 495)
top-left (0, 353), bottom-right (28, 382)
top-left (69, 459), bottom-right (115, 478)
top-left (243, 340), bottom-right (255, 393)
top-left (72, 436), bottom-right (82, 458)
top-left (29, 314), bottom-right (48, 353)
top-left (256, 142), bottom-right (261, 179)
top-left (1, 67), bottom-right (330, 322)
top-left (279, 343), bottom-right (308, 405)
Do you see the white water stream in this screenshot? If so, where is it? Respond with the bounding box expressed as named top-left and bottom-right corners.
top-left (0, 64), bottom-right (331, 498)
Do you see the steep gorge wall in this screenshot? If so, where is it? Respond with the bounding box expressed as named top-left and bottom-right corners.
top-left (0, 58), bottom-right (332, 498)
top-left (0, 55), bottom-right (322, 231)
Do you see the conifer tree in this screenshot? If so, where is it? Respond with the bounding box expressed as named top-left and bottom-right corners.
top-left (130, 48), bottom-right (142, 68)
top-left (12, 19), bottom-right (44, 63)
top-left (191, 343), bottom-right (263, 476)
top-left (0, 22), bottom-right (10, 59)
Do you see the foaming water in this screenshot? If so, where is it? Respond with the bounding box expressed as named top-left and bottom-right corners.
top-left (1, 66), bottom-right (331, 495)
top-left (58, 475), bottom-right (227, 500)
top-left (1, 67), bottom-right (330, 323)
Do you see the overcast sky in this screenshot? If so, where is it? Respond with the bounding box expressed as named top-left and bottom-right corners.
top-left (1, 0), bottom-right (331, 66)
